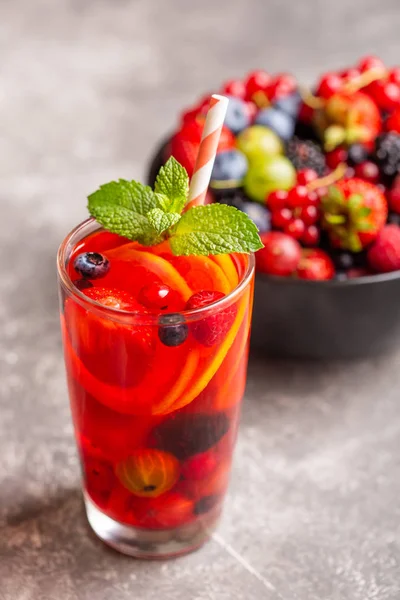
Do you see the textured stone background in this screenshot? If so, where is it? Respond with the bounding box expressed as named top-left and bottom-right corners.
top-left (1, 1), bottom-right (400, 598)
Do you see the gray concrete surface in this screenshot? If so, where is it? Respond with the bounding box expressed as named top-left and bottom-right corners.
top-left (1, 0), bottom-right (400, 598)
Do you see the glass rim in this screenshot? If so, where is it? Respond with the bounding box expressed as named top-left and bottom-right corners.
top-left (57, 218), bottom-right (255, 325)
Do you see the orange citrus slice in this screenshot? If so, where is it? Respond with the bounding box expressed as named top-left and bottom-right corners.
top-left (165, 288), bottom-right (250, 413)
top-left (210, 255), bottom-right (239, 289)
top-left (152, 350), bottom-right (199, 415)
top-left (105, 246), bottom-right (193, 301)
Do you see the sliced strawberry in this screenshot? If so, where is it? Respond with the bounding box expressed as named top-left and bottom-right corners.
top-left (186, 291), bottom-right (237, 347)
top-left (65, 287), bottom-right (155, 388)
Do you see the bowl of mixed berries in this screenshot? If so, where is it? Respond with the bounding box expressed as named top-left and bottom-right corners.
top-left (148, 55), bottom-right (400, 358)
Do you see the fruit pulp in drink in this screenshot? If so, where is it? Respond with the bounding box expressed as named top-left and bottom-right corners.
top-left (60, 229), bottom-right (253, 531)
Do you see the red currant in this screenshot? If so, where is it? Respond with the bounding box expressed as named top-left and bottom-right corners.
top-left (287, 185), bottom-right (309, 208)
top-left (285, 219), bottom-right (305, 240)
top-left (326, 147), bottom-right (348, 169)
top-left (372, 81), bottom-right (400, 112)
top-left (389, 68), bottom-right (400, 87)
top-left (138, 282), bottom-right (173, 310)
top-left (267, 189), bottom-right (288, 210)
top-left (316, 72), bottom-right (342, 98)
top-left (358, 55), bottom-right (385, 73)
top-left (307, 190), bottom-right (320, 205)
top-left (272, 207), bottom-right (292, 228)
top-left (302, 225), bottom-right (320, 246)
top-left (300, 205), bottom-right (319, 226)
top-left (222, 79), bottom-right (246, 99)
top-left (244, 70), bottom-right (271, 101)
top-left (354, 161), bottom-right (380, 183)
top-left (296, 169), bottom-right (318, 186)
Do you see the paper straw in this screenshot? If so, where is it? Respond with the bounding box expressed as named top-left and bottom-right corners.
top-left (186, 94), bottom-right (229, 210)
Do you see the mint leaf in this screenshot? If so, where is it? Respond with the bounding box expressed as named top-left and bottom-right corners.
top-left (154, 157), bottom-right (189, 214)
top-left (89, 204), bottom-right (156, 244)
top-left (147, 208), bottom-right (181, 235)
top-left (88, 179), bottom-right (165, 245)
top-left (169, 204), bottom-right (263, 256)
top-left (155, 193), bottom-right (172, 212)
top-left (88, 179), bottom-right (157, 216)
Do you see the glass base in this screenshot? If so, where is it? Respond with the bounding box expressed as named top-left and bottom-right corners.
top-left (84, 494), bottom-right (221, 559)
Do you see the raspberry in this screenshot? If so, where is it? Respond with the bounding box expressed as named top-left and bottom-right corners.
top-left (185, 291), bottom-right (236, 347)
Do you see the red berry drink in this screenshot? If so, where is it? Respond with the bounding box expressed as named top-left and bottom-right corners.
top-left (58, 218), bottom-right (255, 558)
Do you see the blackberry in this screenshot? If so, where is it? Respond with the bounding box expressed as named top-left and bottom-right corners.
top-left (373, 133), bottom-right (400, 182)
top-left (152, 413), bottom-right (229, 460)
top-left (286, 137), bottom-right (326, 176)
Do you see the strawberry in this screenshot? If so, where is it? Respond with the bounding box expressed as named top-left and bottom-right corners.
top-left (256, 231), bottom-right (301, 276)
top-left (367, 225), bottom-right (400, 273)
top-left (317, 91), bottom-right (382, 150)
top-left (321, 178), bottom-right (388, 251)
top-left (296, 249), bottom-right (335, 280)
top-left (66, 287), bottom-right (155, 387)
top-left (185, 290), bottom-right (236, 347)
top-left (170, 119), bottom-right (235, 177)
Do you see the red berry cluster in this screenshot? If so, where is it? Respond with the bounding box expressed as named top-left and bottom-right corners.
top-left (268, 169), bottom-right (321, 245)
top-left (315, 55), bottom-right (400, 112)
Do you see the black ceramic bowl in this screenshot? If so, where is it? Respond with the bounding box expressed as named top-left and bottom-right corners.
top-left (147, 138), bottom-right (400, 359)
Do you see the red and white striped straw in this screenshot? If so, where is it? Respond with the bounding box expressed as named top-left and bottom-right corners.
top-left (186, 94), bottom-right (229, 210)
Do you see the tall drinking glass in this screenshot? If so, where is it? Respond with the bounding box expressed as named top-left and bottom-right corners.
top-left (57, 218), bottom-right (255, 558)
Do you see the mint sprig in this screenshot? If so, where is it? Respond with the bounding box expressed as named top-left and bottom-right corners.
top-left (154, 157), bottom-right (188, 214)
top-left (87, 157), bottom-right (263, 256)
top-left (168, 204), bottom-right (262, 256)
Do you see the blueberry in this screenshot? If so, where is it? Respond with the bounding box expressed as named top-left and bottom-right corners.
top-left (348, 144), bottom-right (369, 166)
top-left (211, 150), bottom-right (248, 185)
top-left (236, 200), bottom-right (271, 232)
top-left (255, 107), bottom-right (295, 142)
top-left (73, 279), bottom-right (94, 291)
top-left (273, 91), bottom-right (302, 118)
top-left (224, 96), bottom-right (251, 134)
top-left (74, 252), bottom-right (110, 279)
top-left (158, 314), bottom-right (188, 347)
